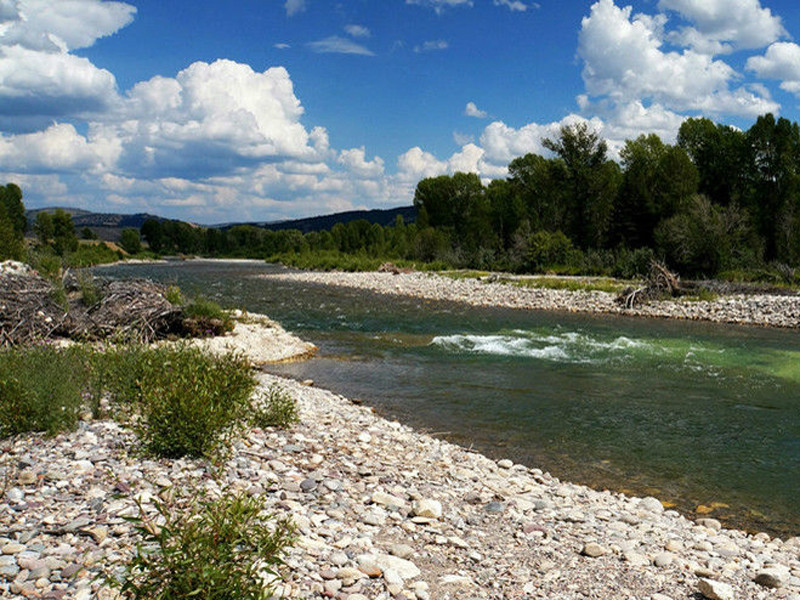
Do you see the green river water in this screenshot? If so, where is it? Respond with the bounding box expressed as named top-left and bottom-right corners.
top-left (97, 260), bottom-right (800, 537)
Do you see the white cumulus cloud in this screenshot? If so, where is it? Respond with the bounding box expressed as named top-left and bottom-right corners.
top-left (464, 101), bottom-right (488, 118)
top-left (578, 0), bottom-right (778, 118)
top-left (0, 0), bottom-right (135, 130)
top-left (747, 42), bottom-right (800, 96)
top-left (658, 0), bottom-right (786, 54)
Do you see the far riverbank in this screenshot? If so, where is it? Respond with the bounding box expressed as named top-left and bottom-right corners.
top-left (262, 270), bottom-right (800, 329)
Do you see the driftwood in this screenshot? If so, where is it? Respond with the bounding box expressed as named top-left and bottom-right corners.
top-left (0, 270), bottom-right (70, 346)
top-left (80, 279), bottom-right (184, 342)
top-left (1, 264), bottom-right (184, 346)
top-left (617, 261), bottom-right (683, 309)
top-left (378, 262), bottom-right (413, 275)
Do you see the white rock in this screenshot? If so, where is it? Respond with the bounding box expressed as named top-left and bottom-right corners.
top-left (412, 499), bottom-right (442, 519)
top-left (372, 554), bottom-right (420, 580)
top-left (639, 497), bottom-right (665, 513)
top-left (371, 491), bottom-right (405, 509)
top-left (697, 578), bottom-right (734, 600)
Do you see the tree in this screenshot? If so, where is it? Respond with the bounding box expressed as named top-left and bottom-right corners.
top-left (141, 219), bottom-right (165, 253)
top-left (655, 195), bottom-right (759, 276)
top-left (507, 153), bottom-right (567, 233)
top-left (744, 113), bottom-right (800, 262)
top-left (0, 203), bottom-right (24, 261)
top-left (120, 228), bottom-right (142, 255)
top-left (614, 135), bottom-right (698, 247)
top-left (543, 123), bottom-right (621, 248)
top-left (52, 209), bottom-right (78, 256)
top-left (81, 227), bottom-right (97, 240)
top-left (0, 183), bottom-right (26, 238)
top-left (677, 118), bottom-right (749, 207)
top-left (34, 212), bottom-right (54, 245)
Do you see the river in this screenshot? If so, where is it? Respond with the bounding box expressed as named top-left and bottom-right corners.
top-left (96, 259), bottom-right (800, 537)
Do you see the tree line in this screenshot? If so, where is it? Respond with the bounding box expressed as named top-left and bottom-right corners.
top-left (2, 112), bottom-right (799, 280)
top-left (136, 112), bottom-right (799, 279)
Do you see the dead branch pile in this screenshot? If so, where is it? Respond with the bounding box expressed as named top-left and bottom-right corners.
top-left (378, 262), bottom-right (413, 275)
top-left (616, 260), bottom-right (683, 309)
top-left (1, 264), bottom-right (185, 346)
top-left (81, 279), bottom-right (184, 343)
top-left (0, 270), bottom-right (69, 346)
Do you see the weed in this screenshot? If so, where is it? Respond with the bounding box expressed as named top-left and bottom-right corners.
top-left (250, 384), bottom-right (299, 430)
top-left (116, 490), bottom-right (294, 600)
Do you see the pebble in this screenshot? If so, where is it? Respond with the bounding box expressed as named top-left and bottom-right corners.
top-left (581, 543), bottom-right (609, 558)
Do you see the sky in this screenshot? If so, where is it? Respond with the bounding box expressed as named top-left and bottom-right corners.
top-left (1, 0), bottom-right (800, 224)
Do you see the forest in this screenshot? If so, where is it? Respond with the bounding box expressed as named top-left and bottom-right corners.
top-left (2, 113), bottom-right (799, 281)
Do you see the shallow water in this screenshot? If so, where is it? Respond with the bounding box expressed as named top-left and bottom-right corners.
top-left (97, 260), bottom-right (800, 536)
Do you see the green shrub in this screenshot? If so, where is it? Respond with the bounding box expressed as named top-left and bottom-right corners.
top-left (250, 384), bottom-right (298, 429)
top-left (124, 346), bottom-right (256, 458)
top-left (182, 297), bottom-right (234, 337)
top-left (0, 345), bottom-right (92, 438)
top-left (66, 242), bottom-right (122, 268)
top-left (117, 490), bottom-right (294, 600)
top-left (165, 285), bottom-right (184, 306)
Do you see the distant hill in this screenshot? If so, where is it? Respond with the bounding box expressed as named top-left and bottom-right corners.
top-left (25, 208), bottom-right (170, 242)
top-left (221, 206), bottom-right (417, 233)
top-left (24, 205), bottom-right (418, 242)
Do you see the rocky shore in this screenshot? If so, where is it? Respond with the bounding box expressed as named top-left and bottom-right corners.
top-left (3, 371), bottom-right (800, 600)
top-left (263, 271), bottom-right (800, 329)
top-left (1, 315), bottom-right (799, 600)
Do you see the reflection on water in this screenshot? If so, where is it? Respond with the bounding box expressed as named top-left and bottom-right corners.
top-left (96, 260), bottom-right (800, 537)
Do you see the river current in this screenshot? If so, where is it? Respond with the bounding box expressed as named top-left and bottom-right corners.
top-left (96, 260), bottom-right (800, 537)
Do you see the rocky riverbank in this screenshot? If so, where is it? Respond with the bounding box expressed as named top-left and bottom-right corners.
top-left (2, 369), bottom-right (800, 600)
top-left (262, 271), bottom-right (800, 329)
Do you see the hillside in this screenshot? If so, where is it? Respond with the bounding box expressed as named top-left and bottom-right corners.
top-left (25, 208), bottom-right (168, 242)
top-left (24, 206), bottom-right (418, 242)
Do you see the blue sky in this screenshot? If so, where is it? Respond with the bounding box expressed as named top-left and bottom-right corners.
top-left (1, 0), bottom-right (799, 224)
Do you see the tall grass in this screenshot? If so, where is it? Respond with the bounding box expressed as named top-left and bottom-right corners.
top-left (0, 345), bottom-right (93, 438)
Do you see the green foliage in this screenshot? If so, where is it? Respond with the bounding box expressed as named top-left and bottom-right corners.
top-left (117, 490), bottom-right (294, 600)
top-left (0, 183), bottom-right (25, 260)
top-left (27, 249), bottom-right (63, 281)
top-left (523, 230), bottom-right (578, 272)
top-left (165, 285), bottom-right (185, 306)
top-left (34, 211), bottom-right (54, 245)
top-left (119, 346), bottom-right (257, 459)
top-left (0, 205), bottom-right (24, 261)
top-left (66, 242), bottom-right (123, 267)
top-left (52, 209), bottom-right (78, 256)
top-left (81, 226), bottom-right (98, 240)
top-left (120, 228), bottom-right (142, 255)
top-left (77, 272), bottom-right (102, 307)
top-left (183, 297), bottom-right (234, 336)
top-left (655, 195), bottom-right (759, 277)
top-left (250, 384), bottom-right (299, 430)
top-left (0, 345), bottom-right (93, 438)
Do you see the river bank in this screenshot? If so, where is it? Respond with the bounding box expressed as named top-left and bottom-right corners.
top-left (262, 270), bottom-right (800, 329)
top-left (1, 320), bottom-right (799, 599)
